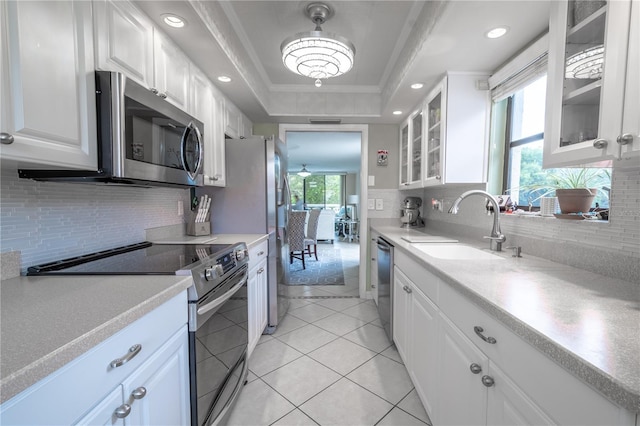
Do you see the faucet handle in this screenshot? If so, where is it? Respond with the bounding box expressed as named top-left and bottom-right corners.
top-left (505, 246), bottom-right (522, 258)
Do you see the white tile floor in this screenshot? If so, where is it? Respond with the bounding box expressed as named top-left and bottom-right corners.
top-left (225, 241), bottom-right (432, 426)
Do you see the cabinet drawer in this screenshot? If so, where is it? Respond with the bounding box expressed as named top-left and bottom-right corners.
top-left (249, 239), bottom-right (268, 271)
top-left (438, 284), bottom-right (633, 425)
top-left (395, 249), bottom-right (439, 303)
top-left (0, 291), bottom-right (188, 425)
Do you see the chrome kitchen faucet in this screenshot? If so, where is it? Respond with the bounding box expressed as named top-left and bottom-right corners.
top-left (448, 190), bottom-right (506, 252)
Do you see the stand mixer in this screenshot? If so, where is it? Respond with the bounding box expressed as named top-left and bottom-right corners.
top-left (400, 196), bottom-right (425, 228)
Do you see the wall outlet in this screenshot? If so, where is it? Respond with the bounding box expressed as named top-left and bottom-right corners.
top-left (367, 199), bottom-right (376, 210)
top-left (431, 198), bottom-right (444, 212)
top-left (368, 175), bottom-right (375, 186)
top-left (177, 200), bottom-right (184, 216)
top-left (375, 199), bottom-right (384, 210)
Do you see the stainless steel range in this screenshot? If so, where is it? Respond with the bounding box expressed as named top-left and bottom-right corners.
top-left (27, 241), bottom-right (250, 426)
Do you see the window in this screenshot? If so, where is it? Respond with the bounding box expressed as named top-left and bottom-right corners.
top-left (503, 76), bottom-right (610, 209)
top-left (490, 48), bottom-right (610, 212)
top-left (289, 174), bottom-right (344, 213)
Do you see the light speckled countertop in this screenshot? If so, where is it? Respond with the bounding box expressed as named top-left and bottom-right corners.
top-left (0, 275), bottom-right (191, 404)
top-left (373, 225), bottom-right (640, 414)
top-left (0, 233), bottom-right (267, 405)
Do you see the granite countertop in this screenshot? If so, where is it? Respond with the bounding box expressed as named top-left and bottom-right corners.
top-left (372, 225), bottom-right (640, 413)
top-left (0, 275), bottom-right (191, 404)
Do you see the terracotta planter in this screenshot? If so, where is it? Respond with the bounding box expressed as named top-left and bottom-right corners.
top-left (555, 188), bottom-right (597, 214)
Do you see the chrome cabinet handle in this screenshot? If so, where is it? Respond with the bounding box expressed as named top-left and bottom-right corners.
top-left (469, 363), bottom-right (482, 374)
top-left (131, 386), bottom-right (147, 400)
top-left (481, 375), bottom-right (495, 387)
top-left (473, 326), bottom-right (496, 344)
top-left (159, 92), bottom-right (167, 99)
top-left (210, 175), bottom-right (219, 181)
top-left (110, 344), bottom-right (142, 368)
top-left (403, 285), bottom-right (412, 294)
top-left (114, 404), bottom-right (131, 418)
top-left (257, 268), bottom-right (264, 274)
top-left (617, 133), bottom-right (634, 146)
top-left (1, 133), bottom-right (14, 145)
top-left (257, 251), bottom-right (265, 256)
top-left (150, 87), bottom-right (159, 94)
top-left (593, 139), bottom-right (608, 149)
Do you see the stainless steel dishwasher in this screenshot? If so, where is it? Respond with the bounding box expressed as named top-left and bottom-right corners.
top-left (376, 237), bottom-right (394, 342)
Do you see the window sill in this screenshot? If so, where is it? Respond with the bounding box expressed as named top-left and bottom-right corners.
top-left (502, 211), bottom-right (608, 223)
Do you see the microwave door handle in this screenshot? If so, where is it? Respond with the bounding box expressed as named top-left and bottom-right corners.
top-left (197, 272), bottom-right (248, 316)
top-left (181, 122), bottom-right (204, 181)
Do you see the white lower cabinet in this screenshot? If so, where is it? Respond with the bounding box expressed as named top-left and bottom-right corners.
top-left (437, 315), bottom-right (488, 425)
top-left (393, 250), bottom-right (636, 426)
top-left (76, 325), bottom-right (190, 425)
top-left (0, 291), bottom-right (189, 425)
top-left (392, 267), bottom-right (439, 417)
top-left (248, 240), bottom-right (269, 357)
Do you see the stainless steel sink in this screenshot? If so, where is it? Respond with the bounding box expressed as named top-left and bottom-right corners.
top-left (412, 243), bottom-right (504, 260)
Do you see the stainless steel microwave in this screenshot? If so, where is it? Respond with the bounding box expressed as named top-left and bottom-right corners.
top-left (19, 71), bottom-right (204, 187)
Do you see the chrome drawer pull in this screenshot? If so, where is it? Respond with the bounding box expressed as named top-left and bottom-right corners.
top-left (469, 363), bottom-right (482, 374)
top-left (473, 326), bottom-right (496, 344)
top-left (1, 133), bottom-right (14, 145)
top-left (110, 344), bottom-right (142, 368)
top-left (481, 375), bottom-right (495, 387)
top-left (131, 386), bottom-right (147, 400)
top-left (114, 404), bottom-right (131, 418)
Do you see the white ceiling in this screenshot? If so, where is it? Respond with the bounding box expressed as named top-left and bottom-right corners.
top-left (286, 131), bottom-right (362, 174)
top-left (134, 0), bottom-right (551, 173)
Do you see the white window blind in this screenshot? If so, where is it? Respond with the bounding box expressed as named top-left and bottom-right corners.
top-left (488, 33), bottom-right (549, 102)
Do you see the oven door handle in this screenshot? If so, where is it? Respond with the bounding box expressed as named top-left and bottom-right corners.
top-left (197, 271), bottom-right (248, 316)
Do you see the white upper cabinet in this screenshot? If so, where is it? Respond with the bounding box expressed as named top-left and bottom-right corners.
top-left (0, 0), bottom-right (98, 170)
top-left (95, 0), bottom-right (190, 112)
top-left (615, 0), bottom-right (639, 164)
top-left (93, 0), bottom-right (154, 90)
top-left (544, 0), bottom-right (637, 167)
top-left (191, 67), bottom-right (226, 187)
top-left (423, 73), bottom-right (490, 187)
top-left (399, 108), bottom-right (425, 189)
top-left (153, 30), bottom-right (190, 111)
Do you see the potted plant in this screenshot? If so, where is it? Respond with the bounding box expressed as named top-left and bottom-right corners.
top-left (548, 168), bottom-right (609, 214)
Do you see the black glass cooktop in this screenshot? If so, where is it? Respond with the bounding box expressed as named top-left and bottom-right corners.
top-left (27, 242), bottom-right (232, 275)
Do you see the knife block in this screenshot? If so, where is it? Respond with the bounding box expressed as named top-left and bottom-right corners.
top-left (187, 210), bottom-right (211, 236)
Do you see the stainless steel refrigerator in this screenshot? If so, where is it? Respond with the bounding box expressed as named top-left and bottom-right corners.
top-left (202, 135), bottom-right (290, 331)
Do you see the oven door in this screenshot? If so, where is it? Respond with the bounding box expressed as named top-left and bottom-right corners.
top-left (189, 266), bottom-right (249, 426)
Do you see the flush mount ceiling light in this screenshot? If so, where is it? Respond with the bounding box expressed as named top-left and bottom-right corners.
top-left (281, 2), bottom-right (355, 88)
top-left (217, 76), bottom-right (232, 83)
top-left (393, 110), bottom-right (403, 115)
top-left (162, 14), bottom-right (186, 28)
top-left (486, 26), bottom-right (509, 39)
top-left (410, 83), bottom-right (424, 89)
top-left (565, 45), bottom-right (604, 79)
top-left (297, 164), bottom-right (311, 177)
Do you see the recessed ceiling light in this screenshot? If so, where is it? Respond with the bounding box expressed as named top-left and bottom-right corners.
top-left (217, 76), bottom-right (232, 83)
top-left (162, 14), bottom-right (186, 28)
top-left (486, 26), bottom-right (509, 39)
top-left (411, 83), bottom-right (424, 89)
top-left (393, 110), bottom-right (402, 115)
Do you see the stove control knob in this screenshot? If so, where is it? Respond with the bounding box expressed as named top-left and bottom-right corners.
top-left (205, 264), bottom-right (224, 281)
top-left (235, 249), bottom-right (248, 261)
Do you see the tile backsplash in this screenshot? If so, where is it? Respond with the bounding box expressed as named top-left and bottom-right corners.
top-left (420, 167), bottom-right (640, 283)
top-left (0, 169), bottom-right (189, 273)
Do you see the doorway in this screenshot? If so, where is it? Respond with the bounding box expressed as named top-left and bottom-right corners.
top-left (279, 124), bottom-right (369, 299)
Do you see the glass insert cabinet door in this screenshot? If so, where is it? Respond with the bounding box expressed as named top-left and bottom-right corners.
top-left (544, 0), bottom-right (633, 168)
top-left (400, 123), bottom-right (409, 185)
top-left (411, 111), bottom-right (423, 182)
top-left (425, 92), bottom-right (442, 183)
